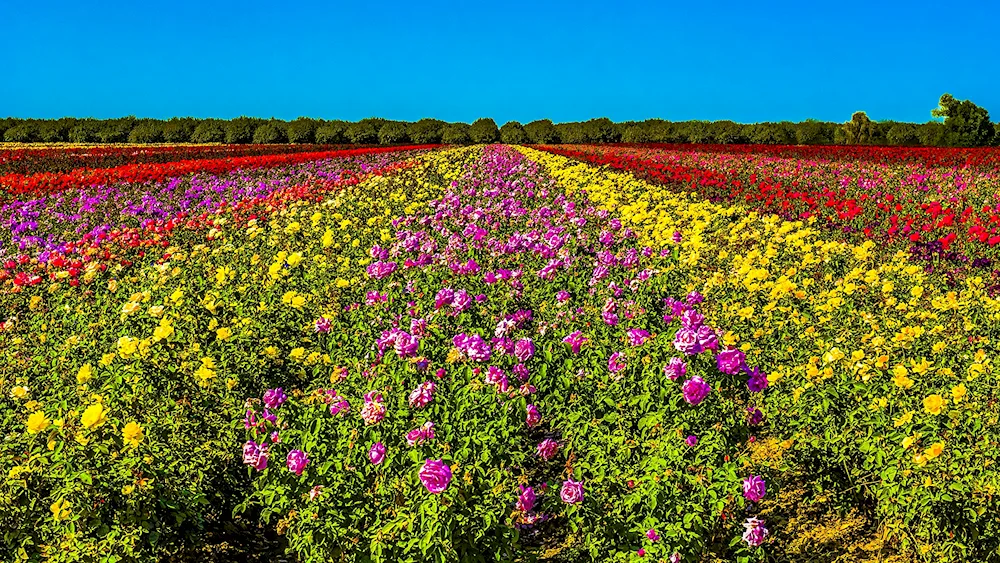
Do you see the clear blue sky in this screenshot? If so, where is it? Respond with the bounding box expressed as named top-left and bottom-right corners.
top-left (2, 0), bottom-right (998, 124)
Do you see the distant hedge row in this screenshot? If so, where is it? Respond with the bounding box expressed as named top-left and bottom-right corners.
top-left (2, 111), bottom-right (997, 148)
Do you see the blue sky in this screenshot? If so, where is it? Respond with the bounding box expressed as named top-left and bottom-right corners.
top-left (1, 0), bottom-right (998, 124)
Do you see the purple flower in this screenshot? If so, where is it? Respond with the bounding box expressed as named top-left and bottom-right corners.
top-left (262, 388), bottom-right (287, 409)
top-left (747, 407), bottom-right (764, 426)
top-left (451, 289), bottom-right (472, 313)
top-left (646, 529), bottom-right (660, 542)
top-left (514, 338), bottom-right (535, 362)
top-left (525, 404), bottom-right (541, 427)
top-left (685, 291), bottom-right (704, 305)
top-left (419, 459), bottom-right (452, 494)
top-left (696, 325), bottom-right (719, 351)
top-left (672, 231), bottom-right (682, 243)
top-left (681, 309), bottom-right (704, 329)
top-left (242, 440), bottom-right (268, 471)
top-left (673, 328), bottom-right (702, 355)
top-left (408, 381), bottom-right (436, 408)
top-left (681, 376), bottom-right (711, 406)
top-left (361, 392), bottom-right (386, 425)
top-left (663, 357), bottom-right (687, 381)
top-left (626, 328), bottom-right (651, 347)
top-left (537, 438), bottom-right (559, 461)
top-left (608, 352), bottom-right (627, 373)
top-left (513, 363), bottom-right (530, 381)
top-left (670, 553), bottom-right (681, 563)
top-left (560, 479), bottom-right (584, 504)
top-left (286, 449), bottom-right (309, 476)
top-left (517, 485), bottom-right (536, 512)
top-left (406, 421), bottom-right (435, 446)
top-left (563, 331), bottom-right (588, 354)
top-left (435, 288), bottom-right (454, 309)
top-left (742, 517), bottom-right (769, 547)
top-left (716, 348), bottom-right (746, 375)
top-left (685, 435), bottom-right (698, 447)
top-left (368, 442), bottom-right (386, 465)
top-left (314, 316), bottom-right (332, 333)
top-left (556, 290), bottom-right (571, 303)
top-left (743, 475), bottom-right (766, 503)
top-left (746, 366), bottom-right (769, 393)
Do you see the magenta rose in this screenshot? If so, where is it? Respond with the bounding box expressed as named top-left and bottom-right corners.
top-left (419, 458), bottom-right (452, 494)
top-left (560, 478), bottom-right (584, 504)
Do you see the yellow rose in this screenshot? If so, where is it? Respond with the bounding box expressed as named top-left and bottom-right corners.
top-left (26, 411), bottom-right (51, 434)
top-left (50, 499), bottom-right (72, 521)
top-left (76, 364), bottom-right (93, 384)
top-left (951, 384), bottom-right (967, 403)
top-left (80, 403), bottom-right (108, 430)
top-left (122, 421), bottom-right (144, 447)
top-left (216, 327), bottom-right (232, 341)
top-left (925, 442), bottom-right (945, 460)
top-left (923, 394), bottom-right (945, 415)
top-left (11, 385), bottom-right (29, 399)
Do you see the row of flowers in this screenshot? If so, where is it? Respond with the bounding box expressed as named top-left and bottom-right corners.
top-left (0, 144), bottom-right (439, 198)
top-left (537, 144), bottom-right (1000, 280)
top-left (520, 145), bottom-right (1000, 559)
top-left (0, 143), bottom-right (354, 176)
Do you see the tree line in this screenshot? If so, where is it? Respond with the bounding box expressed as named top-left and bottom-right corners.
top-left (2, 94), bottom-right (996, 147)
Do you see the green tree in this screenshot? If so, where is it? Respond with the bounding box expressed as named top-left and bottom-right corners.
top-left (583, 118), bottom-right (620, 143)
top-left (842, 111), bottom-right (875, 145)
top-left (253, 121), bottom-right (287, 144)
top-left (622, 124), bottom-right (651, 143)
top-left (315, 122), bottom-right (348, 144)
top-left (794, 120), bottom-right (835, 145)
top-left (162, 118), bottom-right (196, 143)
top-left (345, 121), bottom-right (378, 144)
top-left (524, 120), bottom-right (560, 144)
top-left (441, 123), bottom-right (471, 145)
top-left (96, 117), bottom-right (135, 143)
top-left (499, 121), bottom-right (527, 144)
top-left (69, 122), bottom-right (99, 143)
top-left (191, 120), bottom-right (226, 143)
top-left (377, 122), bottom-right (409, 145)
top-left (225, 117), bottom-right (260, 144)
top-left (885, 122), bottom-right (919, 146)
top-left (128, 120), bottom-right (164, 144)
top-left (469, 118), bottom-right (500, 143)
top-left (3, 122), bottom-right (37, 143)
top-left (407, 119), bottom-right (445, 144)
top-left (931, 93), bottom-right (995, 147)
top-left (286, 118), bottom-right (318, 144)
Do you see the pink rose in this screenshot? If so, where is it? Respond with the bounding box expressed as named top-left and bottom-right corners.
top-left (419, 458), bottom-right (452, 494)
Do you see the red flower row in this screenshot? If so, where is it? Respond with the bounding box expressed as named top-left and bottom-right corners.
top-left (0, 144), bottom-right (440, 199)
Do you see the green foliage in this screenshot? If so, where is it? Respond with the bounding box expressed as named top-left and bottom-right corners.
top-left (286, 118), bottom-right (318, 144)
top-left (253, 122), bottom-right (288, 144)
top-left (794, 120), bottom-right (835, 145)
top-left (932, 93), bottom-right (995, 147)
top-left (191, 120), bottom-right (226, 144)
top-left (407, 119), bottom-right (445, 144)
top-left (524, 120), bottom-right (560, 144)
top-left (441, 123), bottom-right (471, 145)
top-left (162, 119), bottom-right (196, 143)
top-left (225, 117), bottom-right (261, 144)
top-left (377, 122), bottom-right (409, 145)
top-left (842, 112), bottom-right (875, 145)
top-left (499, 121), bottom-right (528, 144)
top-left (4, 123), bottom-right (38, 143)
top-left (469, 118), bottom-right (500, 144)
top-left (345, 122), bottom-right (378, 144)
top-left (315, 122), bottom-right (348, 144)
top-left (129, 121), bottom-right (165, 144)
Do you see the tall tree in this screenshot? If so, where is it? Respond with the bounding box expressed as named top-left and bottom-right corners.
top-left (931, 93), bottom-right (995, 147)
top-left (468, 118), bottom-right (500, 143)
top-left (842, 111), bottom-right (875, 145)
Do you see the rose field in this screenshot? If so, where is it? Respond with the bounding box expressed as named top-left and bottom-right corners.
top-left (4, 142), bottom-right (1000, 563)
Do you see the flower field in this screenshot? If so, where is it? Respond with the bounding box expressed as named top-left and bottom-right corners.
top-left (2, 142), bottom-right (1000, 563)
